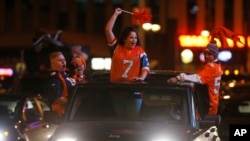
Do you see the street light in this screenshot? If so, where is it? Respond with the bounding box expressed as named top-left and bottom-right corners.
top-left (142, 23), bottom-right (161, 32)
top-left (151, 24), bottom-right (161, 32)
top-left (201, 30), bottom-right (210, 37)
top-left (142, 23), bottom-right (152, 31)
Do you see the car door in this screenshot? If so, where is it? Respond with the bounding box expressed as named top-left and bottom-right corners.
top-left (22, 97), bottom-right (57, 141)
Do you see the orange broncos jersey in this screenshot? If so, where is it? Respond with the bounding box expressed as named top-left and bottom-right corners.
top-left (197, 62), bottom-right (223, 115)
top-left (110, 45), bottom-right (150, 82)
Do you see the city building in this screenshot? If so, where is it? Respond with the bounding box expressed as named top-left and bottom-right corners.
top-left (0, 0), bottom-right (249, 75)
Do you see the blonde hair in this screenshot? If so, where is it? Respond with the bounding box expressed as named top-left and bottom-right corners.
top-left (50, 51), bottom-right (63, 61)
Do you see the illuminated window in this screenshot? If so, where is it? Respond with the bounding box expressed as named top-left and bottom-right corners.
top-left (104, 58), bottom-right (111, 70)
top-left (91, 57), bottom-right (111, 70)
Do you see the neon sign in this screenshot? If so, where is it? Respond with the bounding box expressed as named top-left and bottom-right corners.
top-left (0, 68), bottom-right (14, 76)
top-left (178, 35), bottom-right (247, 48)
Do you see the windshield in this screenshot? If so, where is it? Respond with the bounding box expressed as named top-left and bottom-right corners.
top-left (0, 98), bottom-right (20, 118)
top-left (68, 85), bottom-right (189, 123)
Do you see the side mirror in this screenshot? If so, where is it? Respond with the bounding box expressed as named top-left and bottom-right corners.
top-left (43, 111), bottom-right (61, 124)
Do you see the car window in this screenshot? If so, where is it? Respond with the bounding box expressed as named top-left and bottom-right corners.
top-left (23, 98), bottom-right (42, 123)
top-left (37, 99), bottom-right (51, 112)
top-left (238, 100), bottom-right (250, 113)
top-left (0, 99), bottom-right (19, 118)
top-left (68, 85), bottom-right (188, 123)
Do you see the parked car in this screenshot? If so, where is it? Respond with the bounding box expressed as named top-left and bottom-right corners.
top-left (0, 94), bottom-right (57, 141)
top-left (45, 71), bottom-right (221, 141)
top-left (218, 83), bottom-right (250, 141)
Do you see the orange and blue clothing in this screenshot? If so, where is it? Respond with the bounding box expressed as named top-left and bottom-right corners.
top-left (178, 61), bottom-right (223, 115)
top-left (197, 62), bottom-right (223, 115)
top-left (45, 71), bottom-right (76, 115)
top-left (109, 43), bottom-right (150, 82)
top-left (45, 71), bottom-right (75, 104)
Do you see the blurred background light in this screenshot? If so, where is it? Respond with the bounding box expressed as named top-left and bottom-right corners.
top-left (142, 23), bottom-right (161, 32)
top-left (218, 50), bottom-right (232, 62)
top-left (142, 23), bottom-right (152, 31)
top-left (91, 57), bottom-right (111, 70)
top-left (180, 49), bottom-right (193, 64)
top-left (151, 24), bottom-right (161, 32)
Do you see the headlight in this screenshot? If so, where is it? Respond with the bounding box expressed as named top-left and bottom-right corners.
top-left (57, 138), bottom-right (76, 141)
top-left (152, 137), bottom-right (173, 141)
top-left (0, 130), bottom-right (9, 139)
top-left (152, 139), bottom-right (167, 141)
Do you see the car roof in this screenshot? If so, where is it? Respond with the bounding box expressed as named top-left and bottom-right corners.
top-left (90, 70), bottom-right (194, 85)
top-left (75, 70), bottom-right (204, 96)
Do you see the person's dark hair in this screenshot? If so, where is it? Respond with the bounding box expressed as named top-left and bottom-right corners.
top-left (117, 26), bottom-right (140, 46)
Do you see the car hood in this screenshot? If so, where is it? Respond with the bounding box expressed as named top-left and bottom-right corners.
top-left (0, 117), bottom-right (19, 140)
top-left (0, 117), bottom-right (16, 127)
top-left (50, 121), bottom-right (193, 141)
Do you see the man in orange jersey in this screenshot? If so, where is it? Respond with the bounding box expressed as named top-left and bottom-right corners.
top-left (167, 41), bottom-right (223, 115)
top-left (105, 8), bottom-right (150, 82)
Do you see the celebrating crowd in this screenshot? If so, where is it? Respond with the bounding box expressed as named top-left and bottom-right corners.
top-left (32, 7), bottom-right (244, 118)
